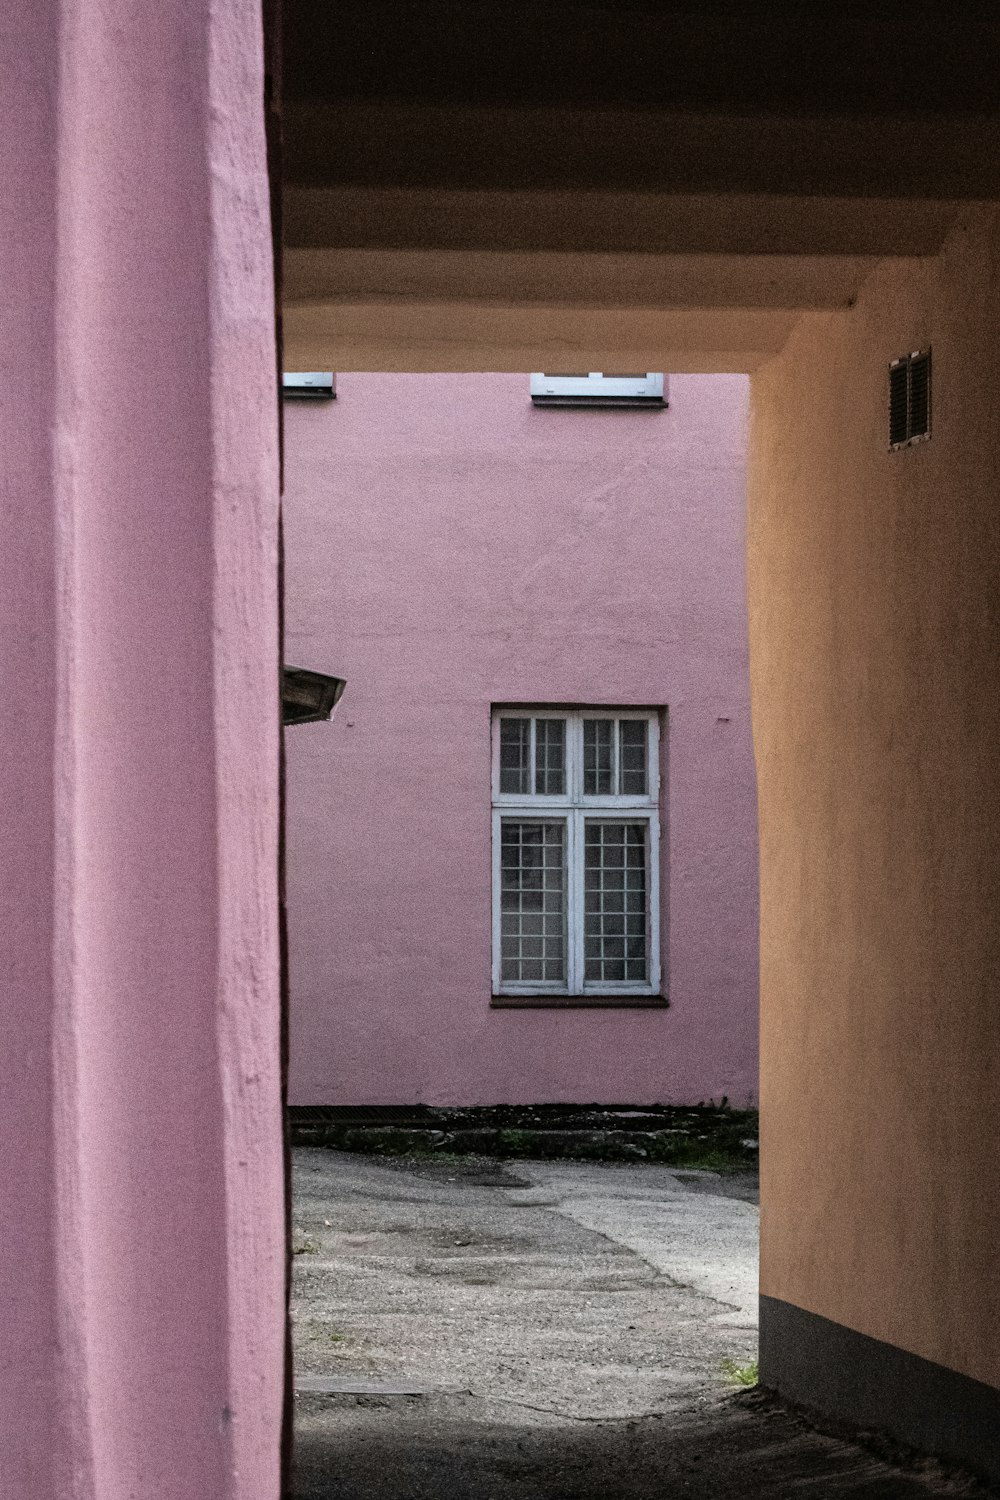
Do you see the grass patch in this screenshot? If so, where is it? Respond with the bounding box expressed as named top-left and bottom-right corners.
top-left (646, 1139), bottom-right (749, 1172)
top-left (496, 1128), bottom-right (535, 1155)
top-left (721, 1357), bottom-right (759, 1388)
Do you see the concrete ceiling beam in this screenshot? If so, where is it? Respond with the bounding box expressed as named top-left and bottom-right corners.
top-left (284, 186), bottom-right (964, 259)
top-left (283, 101), bottom-right (1000, 201)
top-left (284, 247), bottom-right (920, 313)
top-left (281, 295), bottom-right (805, 374)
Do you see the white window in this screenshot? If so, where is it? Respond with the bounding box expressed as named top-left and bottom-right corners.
top-left (491, 709), bottom-right (662, 999)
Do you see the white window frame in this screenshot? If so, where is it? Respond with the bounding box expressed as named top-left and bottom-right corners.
top-left (491, 708), bottom-right (662, 998)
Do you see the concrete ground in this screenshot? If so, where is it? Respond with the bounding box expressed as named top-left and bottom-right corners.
top-left (291, 1149), bottom-right (990, 1499)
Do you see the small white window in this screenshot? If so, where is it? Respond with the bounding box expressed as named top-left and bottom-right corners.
top-left (491, 709), bottom-right (662, 999)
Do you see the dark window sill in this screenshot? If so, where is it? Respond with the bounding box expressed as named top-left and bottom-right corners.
top-left (491, 994), bottom-right (669, 1010)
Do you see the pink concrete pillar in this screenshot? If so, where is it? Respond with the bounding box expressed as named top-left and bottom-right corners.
top-left (0, 5), bottom-right (283, 1498)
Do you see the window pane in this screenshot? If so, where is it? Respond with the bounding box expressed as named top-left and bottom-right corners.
top-left (534, 717), bottom-right (566, 795)
top-left (499, 717), bottom-right (530, 794)
top-left (584, 821), bottom-right (648, 984)
top-left (583, 719), bottom-right (614, 794)
top-left (500, 821), bottom-right (566, 984)
top-left (619, 720), bottom-right (648, 795)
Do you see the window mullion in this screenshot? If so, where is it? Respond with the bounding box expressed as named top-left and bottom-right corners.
top-left (569, 717), bottom-right (582, 993)
top-left (570, 712), bottom-right (581, 801)
top-left (568, 809), bottom-right (582, 994)
top-left (490, 717), bottom-right (499, 799)
top-left (528, 716), bottom-right (537, 796)
top-left (648, 811), bottom-right (661, 995)
top-left (491, 808), bottom-right (502, 992)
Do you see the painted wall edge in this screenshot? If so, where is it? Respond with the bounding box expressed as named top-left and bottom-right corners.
top-left (759, 1296), bottom-right (1000, 1483)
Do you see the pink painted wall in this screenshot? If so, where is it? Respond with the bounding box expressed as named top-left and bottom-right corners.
top-left (0, 6), bottom-right (283, 1498)
top-left (285, 373), bottom-right (757, 1105)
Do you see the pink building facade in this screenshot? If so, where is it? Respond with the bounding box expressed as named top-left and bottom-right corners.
top-left (1, 6), bottom-right (284, 1498)
top-left (285, 373), bottom-right (758, 1107)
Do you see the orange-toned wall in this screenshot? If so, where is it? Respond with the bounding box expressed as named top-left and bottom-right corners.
top-left (749, 208), bottom-right (1000, 1388)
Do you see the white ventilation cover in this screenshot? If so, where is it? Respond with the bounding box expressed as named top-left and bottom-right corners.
top-left (283, 372), bottom-right (336, 399)
top-left (530, 372), bottom-right (667, 407)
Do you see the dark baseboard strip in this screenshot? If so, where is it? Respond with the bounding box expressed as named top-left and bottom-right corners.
top-left (760, 1295), bottom-right (1000, 1484)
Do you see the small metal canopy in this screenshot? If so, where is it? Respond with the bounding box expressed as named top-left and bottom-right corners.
top-left (282, 666), bottom-right (346, 726)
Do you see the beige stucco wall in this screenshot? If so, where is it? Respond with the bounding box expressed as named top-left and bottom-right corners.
top-left (750, 208), bottom-right (1000, 1387)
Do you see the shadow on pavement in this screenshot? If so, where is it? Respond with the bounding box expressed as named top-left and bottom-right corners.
top-left (293, 1389), bottom-right (988, 1499)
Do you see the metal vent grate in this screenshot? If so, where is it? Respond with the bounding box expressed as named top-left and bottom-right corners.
top-left (909, 352), bottom-right (930, 440)
top-left (888, 350), bottom-right (931, 450)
